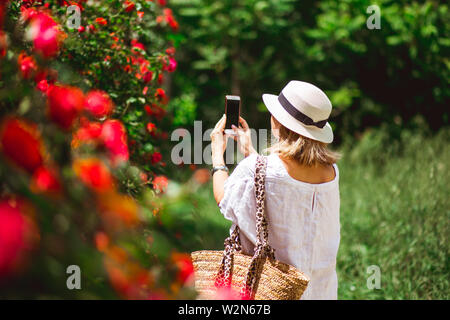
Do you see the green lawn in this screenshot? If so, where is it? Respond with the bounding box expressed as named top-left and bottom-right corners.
top-left (171, 128), bottom-right (449, 299)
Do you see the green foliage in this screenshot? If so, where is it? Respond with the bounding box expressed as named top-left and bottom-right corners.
top-left (171, 0), bottom-right (449, 142)
top-left (52, 0), bottom-right (177, 172)
top-left (0, 1), bottom-right (194, 300)
top-left (337, 127), bottom-right (449, 299)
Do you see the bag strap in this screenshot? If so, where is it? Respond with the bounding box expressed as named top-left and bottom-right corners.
top-left (214, 225), bottom-right (241, 288)
top-left (242, 155), bottom-right (275, 299)
top-left (215, 155), bottom-right (275, 299)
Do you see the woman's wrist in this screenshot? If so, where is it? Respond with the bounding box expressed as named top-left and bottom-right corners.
top-left (212, 154), bottom-right (225, 167)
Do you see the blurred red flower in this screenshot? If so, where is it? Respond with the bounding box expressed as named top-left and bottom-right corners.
top-left (100, 120), bottom-right (129, 165)
top-left (158, 0), bottom-right (167, 6)
top-left (28, 12), bottom-right (64, 58)
top-left (0, 31), bottom-right (7, 58)
top-left (146, 122), bottom-right (156, 134)
top-left (166, 47), bottom-right (175, 56)
top-left (131, 39), bottom-right (145, 54)
top-left (47, 85), bottom-right (85, 130)
top-left (73, 158), bottom-right (114, 192)
top-left (36, 79), bottom-right (49, 93)
top-left (95, 17), bottom-right (107, 26)
top-left (72, 120), bottom-right (102, 148)
top-left (171, 252), bottom-right (194, 285)
top-left (211, 287), bottom-right (242, 300)
top-left (31, 166), bottom-right (62, 194)
top-left (165, 57), bottom-right (177, 72)
top-left (84, 90), bottom-right (114, 118)
top-left (152, 175), bottom-right (168, 193)
top-left (193, 168), bottom-right (210, 185)
top-left (143, 70), bottom-right (153, 83)
top-left (0, 199), bottom-right (38, 278)
top-left (97, 192), bottom-right (140, 229)
top-left (155, 88), bottom-right (166, 101)
top-left (17, 52), bottom-right (37, 79)
top-left (95, 231), bottom-right (110, 252)
top-left (163, 9), bottom-right (178, 31)
top-left (124, 1), bottom-right (135, 12)
top-left (151, 151), bottom-right (162, 164)
top-left (0, 118), bottom-right (44, 173)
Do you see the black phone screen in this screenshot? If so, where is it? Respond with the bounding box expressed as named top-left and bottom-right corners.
top-left (225, 95), bottom-right (240, 129)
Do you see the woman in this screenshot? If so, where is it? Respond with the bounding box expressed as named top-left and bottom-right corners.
top-left (210, 80), bottom-right (341, 300)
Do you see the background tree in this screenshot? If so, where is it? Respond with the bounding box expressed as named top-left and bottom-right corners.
top-left (171, 0), bottom-right (449, 144)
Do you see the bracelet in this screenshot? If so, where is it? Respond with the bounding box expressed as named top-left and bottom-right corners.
top-left (211, 165), bottom-right (229, 175)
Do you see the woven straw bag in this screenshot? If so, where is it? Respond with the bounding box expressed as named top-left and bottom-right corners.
top-left (191, 155), bottom-right (309, 300)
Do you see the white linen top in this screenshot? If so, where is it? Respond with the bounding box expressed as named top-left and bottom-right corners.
top-left (218, 153), bottom-right (340, 300)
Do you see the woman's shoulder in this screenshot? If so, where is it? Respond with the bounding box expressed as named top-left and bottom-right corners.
top-left (232, 153), bottom-right (282, 179)
top-left (232, 153), bottom-right (259, 177)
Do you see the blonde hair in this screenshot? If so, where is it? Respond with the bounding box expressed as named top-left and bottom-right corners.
top-left (267, 118), bottom-right (341, 166)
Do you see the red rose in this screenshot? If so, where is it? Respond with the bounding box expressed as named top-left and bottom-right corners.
top-left (78, 25), bottom-right (85, 33)
top-left (152, 175), bottom-right (168, 193)
top-left (158, 0), bottom-right (167, 6)
top-left (155, 88), bottom-right (166, 100)
top-left (47, 85), bottom-right (85, 130)
top-left (146, 122), bottom-right (156, 134)
top-left (73, 158), bottom-right (114, 192)
top-left (95, 17), bottom-right (107, 26)
top-left (0, 118), bottom-right (44, 173)
top-left (17, 52), bottom-right (37, 79)
top-left (84, 90), bottom-right (114, 118)
top-left (165, 57), bottom-right (177, 72)
top-left (72, 120), bottom-right (102, 148)
top-left (131, 39), bottom-right (145, 54)
top-left (167, 15), bottom-right (179, 31)
top-left (0, 199), bottom-right (37, 277)
top-left (151, 151), bottom-right (162, 164)
top-left (124, 1), bottom-right (135, 12)
top-left (36, 79), bottom-right (49, 93)
top-left (100, 120), bottom-right (129, 165)
top-left (166, 47), bottom-right (175, 56)
top-left (29, 12), bottom-right (63, 58)
top-left (171, 252), bottom-right (194, 284)
top-left (87, 24), bottom-right (96, 33)
top-left (31, 166), bottom-right (61, 194)
top-left (20, 7), bottom-right (38, 22)
top-left (0, 31), bottom-right (7, 58)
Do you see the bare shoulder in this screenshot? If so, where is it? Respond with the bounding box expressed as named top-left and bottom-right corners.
top-left (280, 156), bottom-right (337, 184)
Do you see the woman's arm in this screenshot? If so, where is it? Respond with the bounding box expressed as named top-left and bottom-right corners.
top-left (210, 115), bottom-right (228, 204)
top-left (210, 115), bottom-right (256, 204)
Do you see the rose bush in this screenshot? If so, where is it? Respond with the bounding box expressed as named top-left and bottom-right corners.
top-left (0, 0), bottom-right (197, 300)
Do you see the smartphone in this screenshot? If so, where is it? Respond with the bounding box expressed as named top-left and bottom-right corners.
top-left (224, 95), bottom-right (240, 136)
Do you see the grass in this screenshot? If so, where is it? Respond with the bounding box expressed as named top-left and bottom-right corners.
top-left (173, 127), bottom-right (449, 299)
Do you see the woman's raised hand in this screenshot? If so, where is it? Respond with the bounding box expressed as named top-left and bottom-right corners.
top-left (232, 116), bottom-right (257, 158)
top-left (210, 114), bottom-right (227, 166)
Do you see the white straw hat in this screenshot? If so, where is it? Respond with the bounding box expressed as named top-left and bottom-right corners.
top-left (262, 80), bottom-right (334, 143)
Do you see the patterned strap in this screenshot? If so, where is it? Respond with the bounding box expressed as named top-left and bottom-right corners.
top-left (242, 155), bottom-right (275, 299)
top-left (215, 155), bottom-right (275, 299)
top-left (215, 225), bottom-right (241, 288)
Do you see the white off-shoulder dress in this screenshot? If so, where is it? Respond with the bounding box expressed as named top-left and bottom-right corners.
top-left (218, 153), bottom-right (340, 300)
